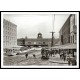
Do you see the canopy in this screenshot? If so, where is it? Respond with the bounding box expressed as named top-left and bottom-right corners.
top-left (52, 43), bottom-right (77, 49)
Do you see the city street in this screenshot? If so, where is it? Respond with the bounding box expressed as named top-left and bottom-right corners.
top-left (3, 13), bottom-right (77, 67)
top-left (3, 48), bottom-right (69, 66)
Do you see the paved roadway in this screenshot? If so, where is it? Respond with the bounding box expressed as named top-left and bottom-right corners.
top-left (3, 48), bottom-right (69, 66)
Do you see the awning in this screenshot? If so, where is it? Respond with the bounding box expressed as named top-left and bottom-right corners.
top-left (52, 43), bottom-right (77, 49)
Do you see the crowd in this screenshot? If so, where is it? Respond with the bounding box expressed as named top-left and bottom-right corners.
top-left (41, 48), bottom-right (77, 66)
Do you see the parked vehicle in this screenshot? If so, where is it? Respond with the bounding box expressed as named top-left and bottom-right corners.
top-left (41, 48), bottom-right (50, 60)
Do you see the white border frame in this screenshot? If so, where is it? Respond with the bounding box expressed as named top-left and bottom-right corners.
top-left (1, 12), bottom-right (79, 68)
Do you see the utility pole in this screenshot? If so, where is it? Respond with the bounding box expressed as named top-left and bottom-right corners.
top-left (50, 14), bottom-right (55, 47)
top-left (50, 32), bottom-right (55, 47)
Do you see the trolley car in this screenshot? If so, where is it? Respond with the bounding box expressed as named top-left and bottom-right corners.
top-left (41, 48), bottom-right (50, 60)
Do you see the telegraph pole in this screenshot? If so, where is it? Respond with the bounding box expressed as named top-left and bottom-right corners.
top-left (50, 14), bottom-right (55, 47)
top-left (50, 32), bottom-right (55, 47)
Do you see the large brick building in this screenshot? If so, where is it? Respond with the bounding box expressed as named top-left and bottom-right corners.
top-left (59, 14), bottom-right (77, 45)
top-left (3, 19), bottom-right (17, 48)
top-left (17, 33), bottom-right (59, 47)
top-left (25, 33), bottom-right (51, 47)
top-left (59, 15), bottom-right (70, 45)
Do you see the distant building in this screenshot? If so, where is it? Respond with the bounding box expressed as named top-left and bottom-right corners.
top-left (25, 33), bottom-right (51, 47)
top-left (17, 33), bottom-right (58, 47)
top-left (17, 38), bottom-right (25, 46)
top-left (3, 19), bottom-right (17, 48)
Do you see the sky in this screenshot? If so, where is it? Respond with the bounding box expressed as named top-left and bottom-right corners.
top-left (3, 13), bottom-right (70, 39)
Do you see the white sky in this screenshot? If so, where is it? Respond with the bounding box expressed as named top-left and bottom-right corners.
top-left (3, 13), bottom-right (70, 39)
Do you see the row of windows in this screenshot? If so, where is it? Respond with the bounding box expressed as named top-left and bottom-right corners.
top-left (70, 35), bottom-right (76, 43)
top-left (3, 25), bottom-right (16, 30)
top-left (3, 31), bottom-right (16, 36)
top-left (61, 35), bottom-right (76, 44)
top-left (3, 28), bottom-right (16, 33)
top-left (4, 41), bottom-right (17, 43)
top-left (4, 42), bottom-right (16, 46)
top-left (27, 42), bottom-right (46, 44)
top-left (4, 36), bottom-right (16, 40)
top-left (3, 21), bottom-right (16, 28)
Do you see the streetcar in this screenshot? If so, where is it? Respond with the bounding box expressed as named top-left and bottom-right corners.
top-left (41, 47), bottom-right (50, 60)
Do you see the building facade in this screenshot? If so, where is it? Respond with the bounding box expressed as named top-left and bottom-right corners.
top-left (25, 33), bottom-right (51, 47)
top-left (59, 14), bottom-right (77, 45)
top-left (17, 33), bottom-right (59, 47)
top-left (59, 28), bottom-right (63, 45)
top-left (3, 19), bottom-right (17, 48)
top-left (70, 14), bottom-right (77, 44)
top-left (17, 38), bottom-right (25, 46)
top-left (59, 15), bottom-right (70, 45)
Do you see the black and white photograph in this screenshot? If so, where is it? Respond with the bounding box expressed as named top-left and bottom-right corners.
top-left (1, 12), bottom-right (79, 68)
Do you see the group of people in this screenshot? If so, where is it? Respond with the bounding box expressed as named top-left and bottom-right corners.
top-left (59, 49), bottom-right (77, 65)
top-left (41, 48), bottom-right (77, 66)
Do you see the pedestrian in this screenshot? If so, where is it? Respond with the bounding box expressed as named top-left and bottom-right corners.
top-left (71, 56), bottom-right (77, 66)
top-left (67, 56), bottom-right (71, 65)
top-left (25, 53), bottom-right (28, 59)
top-left (63, 51), bottom-right (66, 61)
top-left (60, 53), bottom-right (62, 59)
top-left (33, 54), bottom-right (36, 58)
top-left (52, 50), bottom-right (54, 56)
top-left (60, 51), bottom-right (63, 59)
top-left (50, 49), bottom-right (53, 57)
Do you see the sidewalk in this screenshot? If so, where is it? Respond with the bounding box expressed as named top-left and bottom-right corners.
top-left (49, 54), bottom-right (68, 64)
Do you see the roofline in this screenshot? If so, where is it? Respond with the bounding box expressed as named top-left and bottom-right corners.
top-left (59, 14), bottom-right (71, 33)
top-left (3, 18), bottom-right (17, 26)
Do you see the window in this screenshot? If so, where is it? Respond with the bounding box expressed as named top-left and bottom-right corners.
top-left (43, 42), bottom-right (45, 44)
top-left (28, 42), bottom-right (31, 44)
top-left (68, 36), bottom-right (70, 43)
top-left (73, 35), bottom-right (74, 43)
top-left (6, 36), bottom-right (7, 39)
top-left (75, 34), bottom-right (77, 40)
top-left (8, 27), bottom-right (9, 30)
top-left (61, 35), bottom-right (63, 43)
top-left (71, 36), bottom-right (72, 43)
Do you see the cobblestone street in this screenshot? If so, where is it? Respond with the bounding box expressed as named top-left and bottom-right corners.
top-left (3, 50), bottom-right (69, 66)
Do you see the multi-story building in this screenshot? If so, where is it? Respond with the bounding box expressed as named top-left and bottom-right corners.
top-left (3, 19), bottom-right (17, 48)
top-left (70, 14), bottom-right (77, 44)
top-left (59, 14), bottom-right (77, 45)
top-left (59, 15), bottom-right (71, 45)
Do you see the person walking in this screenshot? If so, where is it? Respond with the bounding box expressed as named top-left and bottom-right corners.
top-left (67, 56), bottom-right (71, 65)
top-left (50, 49), bottom-right (53, 57)
top-left (25, 53), bottom-right (28, 59)
top-left (71, 56), bottom-right (77, 66)
top-left (33, 54), bottom-right (36, 58)
top-left (63, 51), bottom-right (66, 61)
